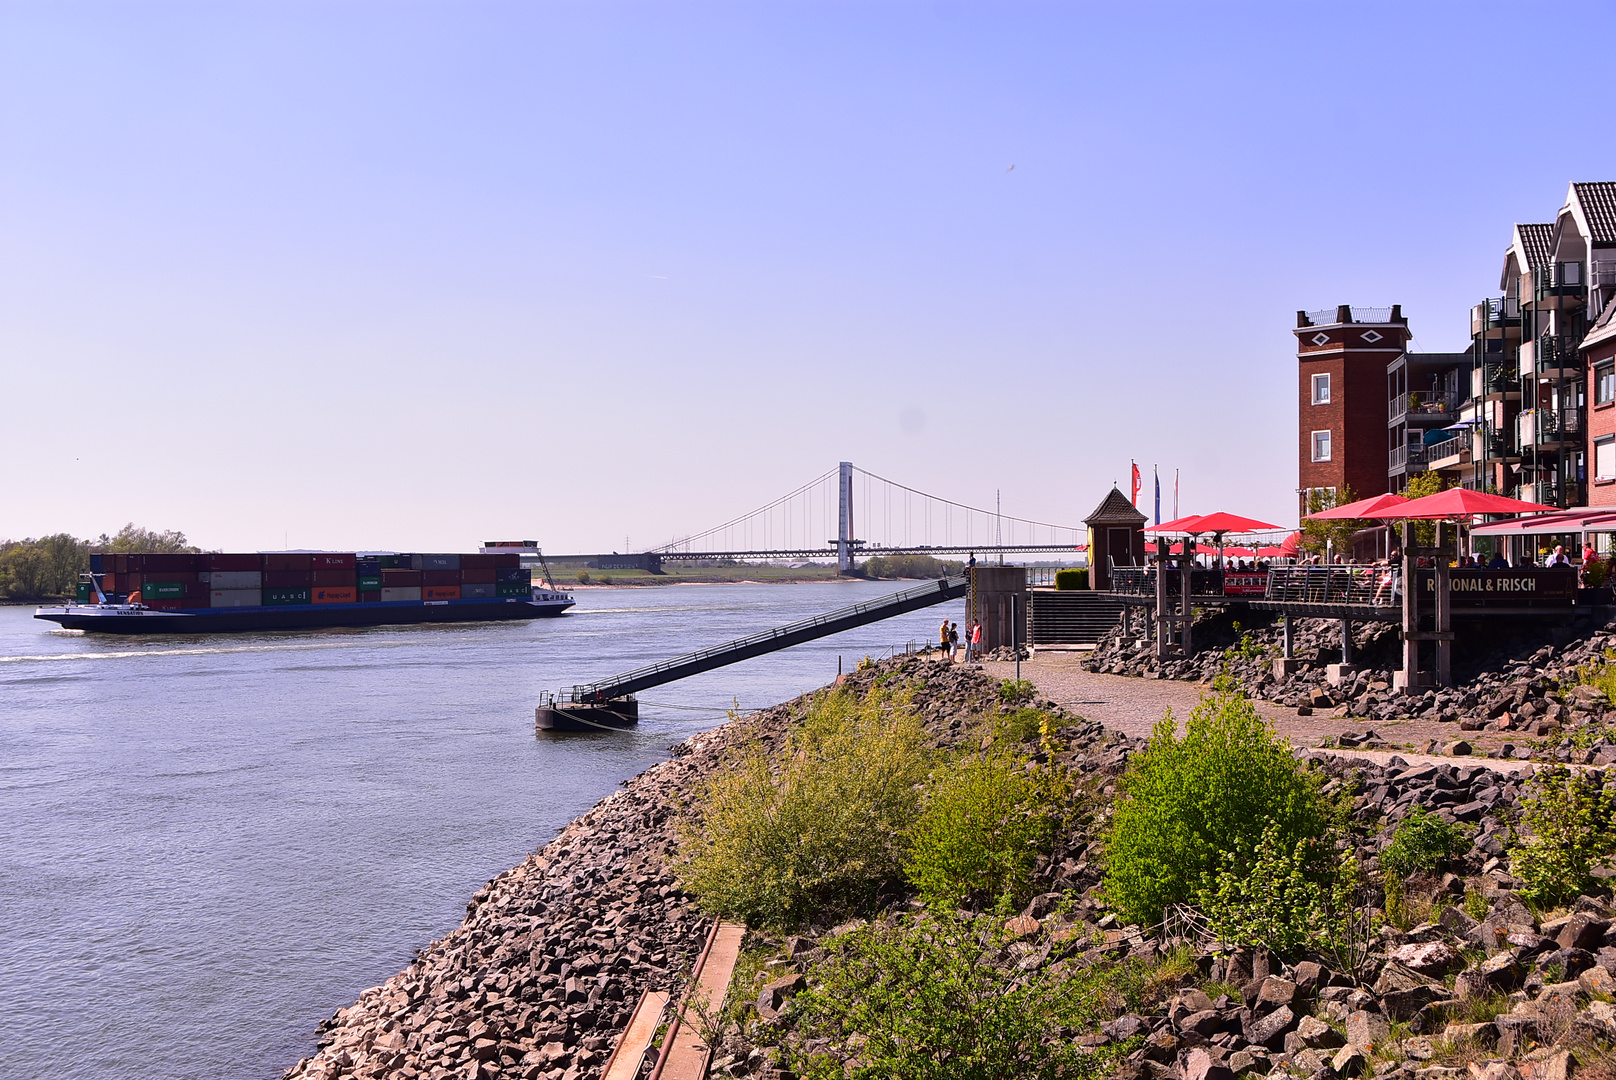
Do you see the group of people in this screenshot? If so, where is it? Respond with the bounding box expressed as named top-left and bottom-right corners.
top-left (939, 618), bottom-right (983, 662)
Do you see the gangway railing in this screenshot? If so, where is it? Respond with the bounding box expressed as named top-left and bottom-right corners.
top-left (541, 575), bottom-right (969, 706)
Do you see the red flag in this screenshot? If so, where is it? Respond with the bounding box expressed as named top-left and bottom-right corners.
top-left (1130, 461), bottom-right (1141, 506)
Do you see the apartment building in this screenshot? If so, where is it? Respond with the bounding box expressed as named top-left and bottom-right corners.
top-left (1293, 305), bottom-right (1410, 516)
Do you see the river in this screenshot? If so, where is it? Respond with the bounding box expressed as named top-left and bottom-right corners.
top-left (0, 580), bottom-right (965, 1080)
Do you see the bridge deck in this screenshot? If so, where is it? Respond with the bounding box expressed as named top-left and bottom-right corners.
top-left (545, 576), bottom-right (969, 704)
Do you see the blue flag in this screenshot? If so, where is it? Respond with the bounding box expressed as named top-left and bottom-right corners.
top-left (1154, 467), bottom-right (1161, 526)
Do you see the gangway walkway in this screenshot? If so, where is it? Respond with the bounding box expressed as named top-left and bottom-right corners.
top-left (536, 576), bottom-right (969, 730)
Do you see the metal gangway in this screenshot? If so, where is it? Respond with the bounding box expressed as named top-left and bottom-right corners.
top-left (540, 575), bottom-right (969, 710)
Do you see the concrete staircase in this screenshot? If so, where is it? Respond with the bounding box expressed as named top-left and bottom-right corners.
top-left (1029, 590), bottom-right (1125, 646)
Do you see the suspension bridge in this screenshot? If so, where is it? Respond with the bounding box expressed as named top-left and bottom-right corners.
top-left (549, 462), bottom-right (1089, 573)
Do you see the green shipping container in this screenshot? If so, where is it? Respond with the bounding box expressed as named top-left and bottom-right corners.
top-left (143, 581), bottom-right (186, 599)
top-left (263, 587), bottom-right (311, 606)
top-left (357, 575), bottom-right (382, 591)
top-left (76, 583), bottom-right (92, 603)
top-left (495, 582), bottom-right (530, 598)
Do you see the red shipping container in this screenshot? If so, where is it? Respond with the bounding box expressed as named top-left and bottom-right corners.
top-left (423, 585), bottom-right (461, 600)
top-left (143, 553), bottom-right (200, 572)
top-left (491, 553), bottom-right (520, 568)
top-left (143, 598), bottom-right (186, 610)
top-left (126, 554), bottom-right (145, 571)
top-left (460, 568), bottom-right (496, 584)
top-left (99, 573), bottom-right (118, 592)
top-left (264, 571), bottom-right (314, 588)
top-left (210, 553), bottom-right (261, 571)
top-left (460, 554), bottom-right (495, 569)
top-left (310, 553), bottom-right (356, 570)
top-left (380, 569), bottom-right (423, 586)
top-left (421, 570), bottom-right (459, 586)
top-left (185, 581), bottom-right (208, 599)
top-left (312, 586), bottom-right (357, 604)
top-left (112, 554), bottom-right (128, 574)
top-left (262, 553), bottom-right (313, 572)
top-left (358, 590), bottom-right (382, 603)
top-left (311, 570), bottom-right (356, 587)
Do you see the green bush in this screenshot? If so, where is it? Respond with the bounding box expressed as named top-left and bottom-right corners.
top-left (789, 911), bottom-right (1121, 1080)
top-left (677, 687), bottom-right (934, 929)
top-left (1586, 555), bottom-right (1609, 589)
top-left (1508, 766), bottom-right (1616, 907)
top-left (992, 706), bottom-right (1054, 743)
top-left (1102, 692), bottom-right (1331, 927)
top-left (1577, 650), bottom-right (1616, 708)
top-left (1198, 822), bottom-right (1332, 954)
top-left (1381, 806), bottom-right (1471, 880)
top-left (997, 679), bottom-right (1036, 705)
top-left (1054, 568), bottom-right (1088, 590)
top-left (905, 748), bottom-right (1063, 910)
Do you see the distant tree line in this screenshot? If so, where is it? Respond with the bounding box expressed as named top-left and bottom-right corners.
top-left (0, 525), bottom-right (198, 601)
top-left (858, 554), bottom-right (964, 580)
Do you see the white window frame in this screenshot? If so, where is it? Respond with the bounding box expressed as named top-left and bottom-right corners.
top-left (1311, 373), bottom-right (1331, 405)
top-left (1597, 436), bottom-right (1616, 482)
top-left (1311, 430), bottom-right (1332, 462)
top-left (1597, 362), bottom-right (1615, 406)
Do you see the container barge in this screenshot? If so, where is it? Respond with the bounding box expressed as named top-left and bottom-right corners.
top-left (35, 550), bottom-right (573, 634)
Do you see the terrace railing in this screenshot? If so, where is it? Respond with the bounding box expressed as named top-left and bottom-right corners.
top-left (1263, 566), bottom-right (1384, 606)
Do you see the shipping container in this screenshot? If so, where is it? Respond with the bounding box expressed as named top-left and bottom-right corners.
top-left (460, 553), bottom-right (496, 569)
top-left (421, 554), bottom-right (460, 571)
top-left (494, 567), bottom-right (532, 584)
top-left (143, 598), bottom-right (189, 610)
top-left (143, 553), bottom-right (201, 573)
top-left (380, 569), bottom-right (422, 587)
top-left (208, 570), bottom-right (262, 590)
top-left (376, 554), bottom-right (405, 569)
top-left (491, 553), bottom-right (521, 568)
top-left (357, 575), bottom-right (382, 591)
top-left (496, 582), bottom-right (530, 598)
top-left (358, 590), bottom-right (382, 603)
top-left (460, 583), bottom-right (496, 599)
top-left (263, 587), bottom-right (311, 606)
top-left (423, 585), bottom-right (461, 600)
top-left (460, 568), bottom-right (496, 584)
top-left (264, 571), bottom-right (314, 588)
top-left (262, 553), bottom-right (313, 572)
top-left (142, 581), bottom-right (187, 599)
top-left (76, 583), bottom-right (92, 603)
top-left (379, 586), bottom-right (422, 602)
top-left (210, 553), bottom-right (261, 572)
top-left (311, 570), bottom-right (356, 587)
top-left (312, 587), bottom-right (357, 604)
top-left (421, 569), bottom-right (459, 586)
top-left (210, 589), bottom-right (262, 608)
top-left (356, 558), bottom-right (381, 575)
top-left (113, 554), bottom-right (129, 574)
top-left (89, 554), bottom-right (104, 574)
top-left (310, 553), bottom-right (356, 570)
top-left (99, 573), bottom-right (118, 592)
top-left (184, 581), bottom-right (209, 599)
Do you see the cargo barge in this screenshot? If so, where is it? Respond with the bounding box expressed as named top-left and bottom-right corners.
top-left (35, 550), bottom-right (574, 634)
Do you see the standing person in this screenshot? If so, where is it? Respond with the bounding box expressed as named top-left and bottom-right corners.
top-left (970, 620), bottom-right (982, 662)
top-left (949, 622), bottom-right (960, 660)
top-left (940, 618), bottom-right (951, 655)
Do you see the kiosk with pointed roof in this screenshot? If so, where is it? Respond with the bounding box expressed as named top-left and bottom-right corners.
top-left (1083, 488), bottom-right (1146, 591)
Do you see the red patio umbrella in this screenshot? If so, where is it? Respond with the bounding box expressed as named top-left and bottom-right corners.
top-left (1278, 532), bottom-right (1301, 556)
top-left (1359, 489), bottom-right (1555, 519)
top-left (1183, 512), bottom-right (1283, 534)
top-left (1303, 493), bottom-right (1410, 520)
top-left (1145, 514), bottom-right (1206, 533)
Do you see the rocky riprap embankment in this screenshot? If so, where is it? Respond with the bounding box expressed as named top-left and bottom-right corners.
top-left (281, 660), bottom-right (1016, 1080)
top-left (712, 744), bottom-right (1616, 1080)
top-left (1085, 608), bottom-right (1616, 763)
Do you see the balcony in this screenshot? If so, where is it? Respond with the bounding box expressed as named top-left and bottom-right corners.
top-left (1527, 334), bottom-right (1584, 380)
top-left (1474, 362), bottom-right (1521, 400)
top-left (1389, 441), bottom-right (1429, 473)
top-left (1595, 261), bottom-right (1616, 288)
top-left (1471, 296), bottom-right (1522, 335)
top-left (1534, 261), bottom-right (1587, 302)
top-left (1392, 390), bottom-right (1457, 426)
top-left (1518, 407), bottom-right (1584, 447)
top-left (1511, 480), bottom-right (1584, 509)
top-left (1424, 432), bottom-right (1470, 470)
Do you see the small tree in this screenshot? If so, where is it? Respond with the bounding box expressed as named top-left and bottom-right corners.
top-left (1300, 485), bottom-right (1363, 558)
top-left (1400, 472), bottom-right (1450, 548)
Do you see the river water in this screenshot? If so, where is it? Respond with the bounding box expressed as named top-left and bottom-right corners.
top-left (0, 580), bottom-right (965, 1080)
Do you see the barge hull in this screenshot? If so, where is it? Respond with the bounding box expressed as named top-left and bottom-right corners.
top-left (37, 598), bottom-right (570, 635)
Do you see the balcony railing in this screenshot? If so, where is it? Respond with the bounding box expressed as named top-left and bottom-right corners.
top-left (1518, 407), bottom-right (1584, 446)
top-left (1535, 261), bottom-right (1586, 300)
top-left (1389, 442), bottom-right (1430, 472)
top-left (1594, 261), bottom-right (1616, 288)
top-left (1424, 433), bottom-right (1468, 465)
top-left (1471, 296), bottom-right (1522, 335)
top-left (1392, 391), bottom-right (1456, 424)
top-left (1530, 334), bottom-right (1584, 375)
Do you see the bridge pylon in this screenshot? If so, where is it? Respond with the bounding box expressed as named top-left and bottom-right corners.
top-left (838, 461), bottom-right (855, 573)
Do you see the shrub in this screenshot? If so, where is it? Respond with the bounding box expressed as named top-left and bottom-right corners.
top-left (575, 569), bottom-right (591, 583)
top-left (1578, 650), bottom-right (1616, 708)
top-left (905, 748), bottom-right (1064, 910)
top-left (998, 679), bottom-right (1036, 705)
top-left (1102, 692), bottom-right (1331, 927)
top-left (677, 687), bottom-right (934, 928)
top-left (992, 706), bottom-right (1054, 743)
top-left (1198, 821), bottom-right (1335, 955)
top-left (1586, 555), bottom-right (1609, 589)
top-left (788, 911), bottom-right (1121, 1080)
top-left (1381, 806), bottom-right (1471, 880)
top-left (1054, 568), bottom-right (1088, 590)
top-left (1508, 765), bottom-right (1616, 907)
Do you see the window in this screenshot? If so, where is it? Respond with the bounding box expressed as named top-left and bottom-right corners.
top-left (1598, 437), bottom-right (1616, 483)
top-left (1311, 373), bottom-right (1331, 405)
top-left (1311, 430), bottom-right (1332, 462)
top-left (1597, 362), bottom-right (1615, 406)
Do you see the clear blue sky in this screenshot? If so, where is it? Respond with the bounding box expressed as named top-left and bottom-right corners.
top-left (4, 1), bottom-right (1614, 552)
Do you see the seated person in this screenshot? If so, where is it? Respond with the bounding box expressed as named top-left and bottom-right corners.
top-left (1486, 551), bottom-right (1509, 570)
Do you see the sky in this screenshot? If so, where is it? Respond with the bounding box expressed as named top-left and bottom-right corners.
top-left (4, 0), bottom-right (1616, 553)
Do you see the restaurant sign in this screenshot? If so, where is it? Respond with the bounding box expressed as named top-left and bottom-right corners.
top-left (1416, 568), bottom-right (1576, 608)
top-left (1222, 573), bottom-right (1270, 597)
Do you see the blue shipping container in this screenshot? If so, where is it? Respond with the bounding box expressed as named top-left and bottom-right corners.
top-left (494, 567), bottom-right (532, 584)
top-left (421, 554), bottom-right (460, 571)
